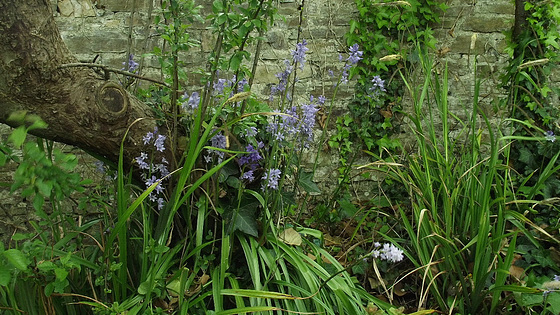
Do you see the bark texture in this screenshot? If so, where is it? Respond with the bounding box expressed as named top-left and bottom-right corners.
top-left (0, 0), bottom-right (167, 167)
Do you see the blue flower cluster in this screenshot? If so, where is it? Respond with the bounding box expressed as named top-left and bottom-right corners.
top-left (181, 91), bottom-right (200, 113)
top-left (204, 132), bottom-right (228, 164)
top-left (123, 54), bottom-right (139, 73)
top-left (266, 95), bottom-right (324, 148)
top-left (136, 127), bottom-right (169, 210)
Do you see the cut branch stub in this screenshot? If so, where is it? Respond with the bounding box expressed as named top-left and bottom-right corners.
top-left (96, 81), bottom-right (129, 122)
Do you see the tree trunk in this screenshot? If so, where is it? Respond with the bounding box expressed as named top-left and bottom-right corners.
top-left (512, 0), bottom-right (530, 58)
top-left (0, 0), bottom-right (169, 169)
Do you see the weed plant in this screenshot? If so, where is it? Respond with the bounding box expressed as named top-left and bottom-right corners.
top-left (362, 53), bottom-right (560, 313)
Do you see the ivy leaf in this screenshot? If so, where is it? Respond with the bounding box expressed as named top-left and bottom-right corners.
top-left (227, 207), bottom-right (258, 237)
top-left (298, 171), bottom-right (321, 194)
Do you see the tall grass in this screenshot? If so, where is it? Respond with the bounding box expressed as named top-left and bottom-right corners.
top-left (363, 55), bottom-right (557, 313)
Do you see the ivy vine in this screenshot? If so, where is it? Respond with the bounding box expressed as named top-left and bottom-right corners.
top-left (328, 0), bottom-right (447, 202)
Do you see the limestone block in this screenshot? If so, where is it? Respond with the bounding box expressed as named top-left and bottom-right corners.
top-left (58, 0), bottom-right (96, 17)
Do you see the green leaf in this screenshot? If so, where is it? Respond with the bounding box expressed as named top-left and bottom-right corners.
top-left (229, 207), bottom-right (258, 237)
top-left (212, 0), bottom-right (224, 13)
top-left (37, 261), bottom-right (57, 272)
top-left (36, 178), bottom-right (53, 197)
top-left (54, 267), bottom-right (69, 281)
top-left (8, 127), bottom-right (28, 147)
top-left (229, 53), bottom-right (243, 71)
top-left (0, 151), bottom-right (6, 167)
top-left (3, 249), bottom-right (30, 271)
top-left (0, 266), bottom-right (11, 286)
top-left (138, 280), bottom-right (151, 295)
top-left (44, 282), bottom-right (55, 297)
top-left (33, 194), bottom-right (45, 212)
top-left (298, 171), bottom-right (321, 194)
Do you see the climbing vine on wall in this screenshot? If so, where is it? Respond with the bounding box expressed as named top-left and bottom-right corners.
top-left (328, 0), bottom-right (447, 202)
top-left (503, 0), bottom-right (560, 225)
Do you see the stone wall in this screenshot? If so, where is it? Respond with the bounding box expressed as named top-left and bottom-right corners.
top-left (0, 0), bottom-right (536, 239)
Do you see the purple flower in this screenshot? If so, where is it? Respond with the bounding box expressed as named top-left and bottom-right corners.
top-left (214, 78), bottom-right (231, 95)
top-left (135, 152), bottom-right (150, 170)
top-left (300, 104), bottom-right (319, 147)
top-left (143, 130), bottom-right (154, 145)
top-left (370, 75), bottom-right (386, 94)
top-left (347, 44), bottom-right (363, 65)
top-left (317, 95), bottom-right (326, 105)
top-left (123, 54), bottom-right (139, 73)
top-left (545, 130), bottom-right (556, 142)
top-left (155, 134), bottom-right (166, 152)
top-left (291, 40), bottom-right (309, 70)
top-left (270, 60), bottom-right (294, 101)
top-left (206, 132), bottom-right (227, 163)
top-left (157, 197), bottom-right (165, 210)
top-left (262, 168), bottom-right (281, 190)
top-left (182, 91), bottom-right (200, 112)
top-left (237, 78), bottom-right (248, 92)
top-left (241, 170), bottom-right (255, 182)
top-left (238, 144), bottom-right (262, 167)
top-left (145, 175), bottom-right (164, 201)
top-left (244, 126), bottom-right (258, 138)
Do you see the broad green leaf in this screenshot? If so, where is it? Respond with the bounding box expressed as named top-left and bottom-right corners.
top-left (229, 53), bottom-right (242, 71)
top-left (0, 266), bottom-right (11, 286)
top-left (3, 249), bottom-right (30, 271)
top-left (230, 207), bottom-right (258, 237)
top-left (54, 267), bottom-right (69, 281)
top-left (8, 127), bottom-right (28, 147)
top-left (298, 171), bottom-right (320, 194)
top-left (37, 261), bottom-right (57, 271)
top-left (138, 280), bottom-right (151, 295)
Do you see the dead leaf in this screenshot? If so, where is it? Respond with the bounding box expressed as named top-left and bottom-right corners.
top-left (278, 228), bottom-right (302, 246)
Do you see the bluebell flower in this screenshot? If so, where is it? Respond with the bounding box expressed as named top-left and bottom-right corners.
top-left (371, 75), bottom-right (386, 92)
top-left (157, 197), bottom-right (165, 210)
top-left (545, 130), bottom-right (556, 142)
top-left (244, 126), bottom-right (258, 138)
top-left (205, 132), bottom-right (227, 163)
top-left (262, 168), bottom-right (281, 190)
top-left (135, 152), bottom-right (150, 170)
top-left (291, 39), bottom-right (309, 70)
top-left (143, 130), bottom-right (155, 145)
top-left (237, 78), bottom-right (248, 92)
top-left (238, 144), bottom-right (262, 167)
top-left (347, 44), bottom-right (363, 65)
top-left (270, 60), bottom-right (294, 101)
top-left (213, 78), bottom-right (233, 95)
top-left (94, 160), bottom-right (106, 174)
top-left (155, 134), bottom-right (166, 152)
top-left (241, 170), bottom-right (255, 182)
top-left (182, 91), bottom-right (200, 112)
top-left (123, 54), bottom-right (139, 73)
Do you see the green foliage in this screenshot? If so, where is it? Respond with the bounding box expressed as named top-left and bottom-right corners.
top-left (502, 0), bottom-right (560, 229)
top-left (362, 55), bottom-right (554, 313)
top-left (328, 0), bottom-right (446, 204)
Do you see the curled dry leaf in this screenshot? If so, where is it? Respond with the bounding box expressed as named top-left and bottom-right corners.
top-left (278, 227), bottom-right (302, 246)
